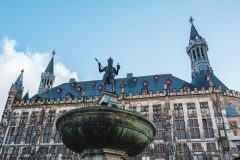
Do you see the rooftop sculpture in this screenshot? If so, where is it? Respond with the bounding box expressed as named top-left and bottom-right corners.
top-left (95, 57), bottom-right (120, 92)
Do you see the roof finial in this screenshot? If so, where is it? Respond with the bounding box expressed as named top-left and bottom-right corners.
top-left (189, 17), bottom-right (194, 24)
top-left (52, 50), bottom-right (56, 56)
top-left (21, 69), bottom-right (24, 73)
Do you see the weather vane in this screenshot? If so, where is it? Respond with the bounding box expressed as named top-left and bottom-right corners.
top-left (52, 50), bottom-right (56, 56)
top-left (189, 17), bottom-right (194, 24)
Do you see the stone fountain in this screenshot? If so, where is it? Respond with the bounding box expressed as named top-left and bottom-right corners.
top-left (56, 58), bottom-right (156, 159)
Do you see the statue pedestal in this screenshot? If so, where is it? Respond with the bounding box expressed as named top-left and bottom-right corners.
top-left (80, 148), bottom-right (127, 160)
top-left (99, 91), bottom-right (119, 108)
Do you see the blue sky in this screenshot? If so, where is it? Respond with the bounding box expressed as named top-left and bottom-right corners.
top-left (0, 1), bottom-right (240, 95)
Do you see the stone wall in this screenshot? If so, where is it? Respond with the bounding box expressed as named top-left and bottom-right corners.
top-left (0, 90), bottom-right (240, 159)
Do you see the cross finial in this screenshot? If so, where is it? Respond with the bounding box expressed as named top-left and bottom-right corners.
top-left (52, 50), bottom-right (56, 56)
top-left (189, 17), bottom-right (194, 24)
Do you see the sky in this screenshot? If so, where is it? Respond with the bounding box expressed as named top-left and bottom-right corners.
top-left (0, 1), bottom-right (240, 115)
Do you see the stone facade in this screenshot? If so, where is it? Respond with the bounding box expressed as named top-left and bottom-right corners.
top-left (0, 19), bottom-right (240, 160)
top-left (0, 88), bottom-right (240, 159)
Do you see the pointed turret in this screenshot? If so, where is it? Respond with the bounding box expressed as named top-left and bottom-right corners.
top-left (186, 17), bottom-right (228, 90)
top-left (45, 50), bottom-right (55, 74)
top-left (22, 91), bottom-right (29, 101)
top-left (9, 69), bottom-right (24, 98)
top-left (2, 69), bottom-right (25, 111)
top-left (190, 23), bottom-right (200, 40)
top-left (187, 17), bottom-right (210, 76)
top-left (38, 50), bottom-right (56, 94)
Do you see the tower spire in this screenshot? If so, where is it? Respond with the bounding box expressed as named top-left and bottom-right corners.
top-left (187, 17), bottom-right (210, 76)
top-left (186, 17), bottom-right (228, 90)
top-left (44, 50), bottom-right (55, 74)
top-left (38, 50), bottom-right (56, 94)
top-left (22, 90), bottom-right (29, 101)
top-left (9, 69), bottom-right (24, 99)
top-left (189, 17), bottom-right (200, 40)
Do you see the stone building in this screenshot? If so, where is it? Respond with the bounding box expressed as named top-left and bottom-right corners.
top-left (0, 20), bottom-right (240, 160)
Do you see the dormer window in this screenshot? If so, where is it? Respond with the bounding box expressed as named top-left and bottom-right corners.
top-left (70, 82), bottom-right (76, 87)
top-left (98, 85), bottom-right (103, 91)
top-left (76, 86), bottom-right (81, 92)
top-left (143, 81), bottom-right (148, 87)
top-left (133, 78), bottom-right (137, 83)
top-left (56, 88), bottom-right (62, 93)
top-left (91, 81), bottom-right (96, 86)
top-left (154, 75), bottom-right (159, 80)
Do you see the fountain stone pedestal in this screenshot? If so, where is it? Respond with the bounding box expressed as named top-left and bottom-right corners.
top-left (80, 148), bottom-right (127, 160)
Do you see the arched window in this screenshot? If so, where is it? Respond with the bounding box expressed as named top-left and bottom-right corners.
top-left (42, 125), bottom-right (53, 143)
top-left (196, 48), bottom-right (200, 58)
top-left (44, 79), bottom-right (47, 87)
top-left (193, 50), bottom-right (196, 60)
top-left (201, 48), bottom-right (205, 58)
top-left (54, 132), bottom-right (61, 143)
top-left (25, 126), bottom-right (36, 144)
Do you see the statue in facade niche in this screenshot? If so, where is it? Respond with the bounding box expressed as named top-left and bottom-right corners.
top-left (95, 57), bottom-right (120, 93)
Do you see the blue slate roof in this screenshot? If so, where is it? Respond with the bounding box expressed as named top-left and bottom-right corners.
top-left (33, 74), bottom-right (197, 100)
top-left (191, 71), bottom-right (228, 91)
top-left (226, 106), bottom-right (239, 117)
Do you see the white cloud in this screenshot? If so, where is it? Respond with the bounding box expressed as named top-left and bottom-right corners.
top-left (82, 73), bottom-right (95, 81)
top-left (0, 38), bottom-right (78, 117)
top-left (55, 63), bottom-right (78, 85)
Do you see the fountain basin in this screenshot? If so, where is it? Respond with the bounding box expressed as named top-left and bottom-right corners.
top-left (56, 106), bottom-right (156, 156)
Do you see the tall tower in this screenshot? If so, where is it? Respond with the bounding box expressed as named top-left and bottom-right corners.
top-left (2, 69), bottom-right (24, 117)
top-left (186, 17), bottom-right (211, 80)
top-left (9, 69), bottom-right (24, 101)
top-left (0, 70), bottom-right (25, 145)
top-left (38, 50), bottom-right (55, 94)
top-left (186, 17), bottom-right (228, 90)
